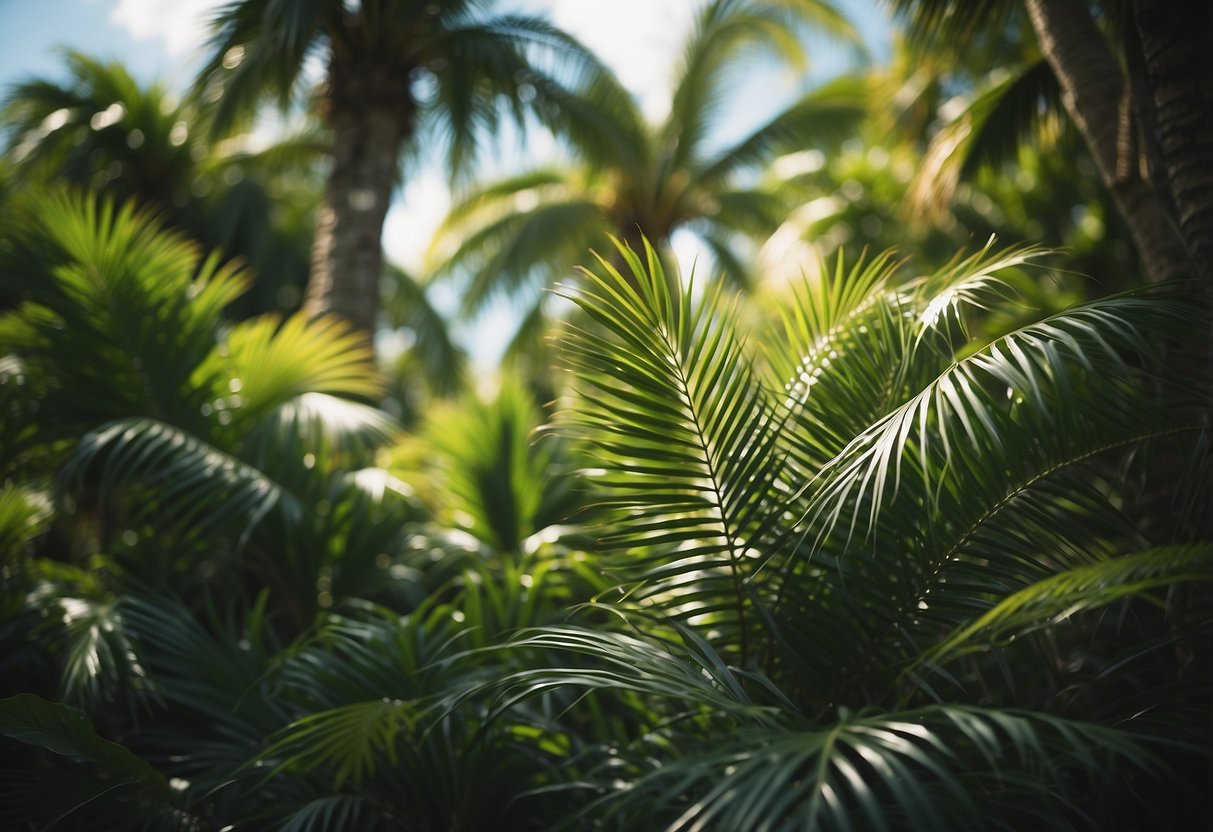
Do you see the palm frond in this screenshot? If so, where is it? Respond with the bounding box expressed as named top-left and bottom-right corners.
top-left (441, 198), bottom-right (607, 317)
top-left (0, 694), bottom-right (172, 798)
top-left (241, 392), bottom-right (401, 473)
top-left (564, 704), bottom-right (1163, 831)
top-left (197, 312), bottom-right (382, 432)
top-left (0, 192), bottom-right (247, 431)
top-left (910, 545), bottom-right (1213, 682)
top-left (906, 58), bottom-right (1063, 216)
top-left (804, 286), bottom-right (1193, 549)
top-left (695, 74), bottom-right (869, 187)
top-left (558, 239), bottom-right (788, 658)
top-left (0, 484), bottom-right (52, 559)
top-left (884, 0), bottom-right (1020, 57)
top-left (663, 0), bottom-right (858, 174)
top-left (382, 264), bottom-right (467, 396)
top-left (195, 0), bottom-right (335, 136)
top-left (61, 417), bottom-right (293, 541)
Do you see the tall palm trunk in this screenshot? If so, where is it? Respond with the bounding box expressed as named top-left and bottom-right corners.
top-left (1130, 0), bottom-right (1213, 285)
top-left (303, 60), bottom-right (413, 336)
top-left (1024, 0), bottom-right (1189, 284)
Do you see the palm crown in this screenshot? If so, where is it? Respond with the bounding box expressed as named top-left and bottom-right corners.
top-left (426, 0), bottom-right (866, 350)
top-left (197, 0), bottom-right (624, 334)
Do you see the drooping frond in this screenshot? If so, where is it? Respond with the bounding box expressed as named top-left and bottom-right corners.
top-left (694, 74), bottom-right (869, 188)
top-left (884, 0), bottom-right (1020, 58)
top-left (382, 264), bottom-right (468, 397)
top-left (910, 545), bottom-right (1213, 683)
top-left (565, 704), bottom-right (1164, 831)
top-left (61, 417), bottom-right (293, 541)
top-left (195, 0), bottom-right (338, 135)
top-left (906, 58), bottom-right (1063, 216)
top-left (443, 197), bottom-right (608, 316)
top-left (194, 312), bottom-right (382, 432)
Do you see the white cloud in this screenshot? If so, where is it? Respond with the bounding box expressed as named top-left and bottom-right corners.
top-left (108, 0), bottom-right (222, 57)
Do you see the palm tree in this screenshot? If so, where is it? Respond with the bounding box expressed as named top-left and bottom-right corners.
top-left (2, 50), bottom-right (323, 318)
top-left (0, 190), bottom-right (612, 829)
top-left (461, 239), bottom-right (1211, 828)
top-left (196, 0), bottom-right (621, 336)
top-left (426, 0), bottom-right (864, 349)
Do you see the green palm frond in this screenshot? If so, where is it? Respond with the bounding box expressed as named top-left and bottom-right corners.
top-left (398, 382), bottom-right (585, 554)
top-left (241, 393), bottom-right (400, 474)
top-left (804, 289), bottom-right (1190, 548)
top-left (523, 62), bottom-right (649, 175)
top-left (197, 312), bottom-right (382, 432)
top-left (2, 51), bottom-right (197, 199)
top-left (884, 0), bottom-right (1020, 58)
top-left (445, 198), bottom-right (607, 316)
top-left (564, 704), bottom-right (1163, 831)
top-left (907, 59), bottom-right (1063, 216)
top-left (0, 192), bottom-right (247, 431)
top-left (694, 75), bottom-right (869, 188)
top-left (62, 417), bottom-right (293, 541)
top-left (0, 485), bottom-right (52, 559)
top-left (558, 239), bottom-right (788, 658)
top-left (118, 593), bottom-right (290, 735)
top-left (489, 625), bottom-right (788, 724)
top-left (911, 545), bottom-right (1213, 682)
top-left (0, 693), bottom-right (174, 801)
top-left (432, 14), bottom-right (635, 177)
top-left (663, 0), bottom-right (859, 174)
top-left (382, 264), bottom-right (467, 396)
top-left (196, 0), bottom-right (337, 135)
top-left (267, 697), bottom-right (424, 788)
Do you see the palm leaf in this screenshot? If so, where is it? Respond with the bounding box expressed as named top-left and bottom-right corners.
top-left (382, 263), bottom-right (467, 396)
top-left (910, 545), bottom-right (1213, 682)
top-left (0, 693), bottom-right (172, 797)
top-left (906, 58), bottom-right (1063, 216)
top-left (0, 192), bottom-right (247, 432)
top-left (557, 238), bottom-right (789, 659)
top-left (566, 705), bottom-right (1163, 831)
top-left (662, 0), bottom-right (859, 175)
top-left (61, 417), bottom-right (294, 541)
top-left (694, 74), bottom-right (868, 188)
top-left (199, 313), bottom-right (381, 433)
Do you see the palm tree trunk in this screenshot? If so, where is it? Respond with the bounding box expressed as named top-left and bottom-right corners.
top-left (303, 102), bottom-right (407, 336)
top-left (1024, 0), bottom-right (1189, 283)
top-left (1130, 0), bottom-right (1213, 285)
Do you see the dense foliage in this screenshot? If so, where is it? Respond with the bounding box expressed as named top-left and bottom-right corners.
top-left (1, 0), bottom-right (1211, 829)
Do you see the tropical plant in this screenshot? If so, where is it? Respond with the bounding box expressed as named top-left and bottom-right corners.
top-left (2, 50), bottom-right (323, 318)
top-left (459, 238), bottom-right (1212, 828)
top-left (196, 0), bottom-right (626, 335)
top-left (0, 189), bottom-right (615, 829)
top-left (427, 0), bottom-right (865, 359)
top-left (884, 0), bottom-right (1213, 288)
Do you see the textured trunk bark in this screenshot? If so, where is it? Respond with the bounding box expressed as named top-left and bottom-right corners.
top-left (1024, 0), bottom-right (1189, 283)
top-left (303, 102), bottom-right (405, 335)
top-left (1132, 0), bottom-right (1213, 549)
top-left (1130, 0), bottom-right (1213, 284)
